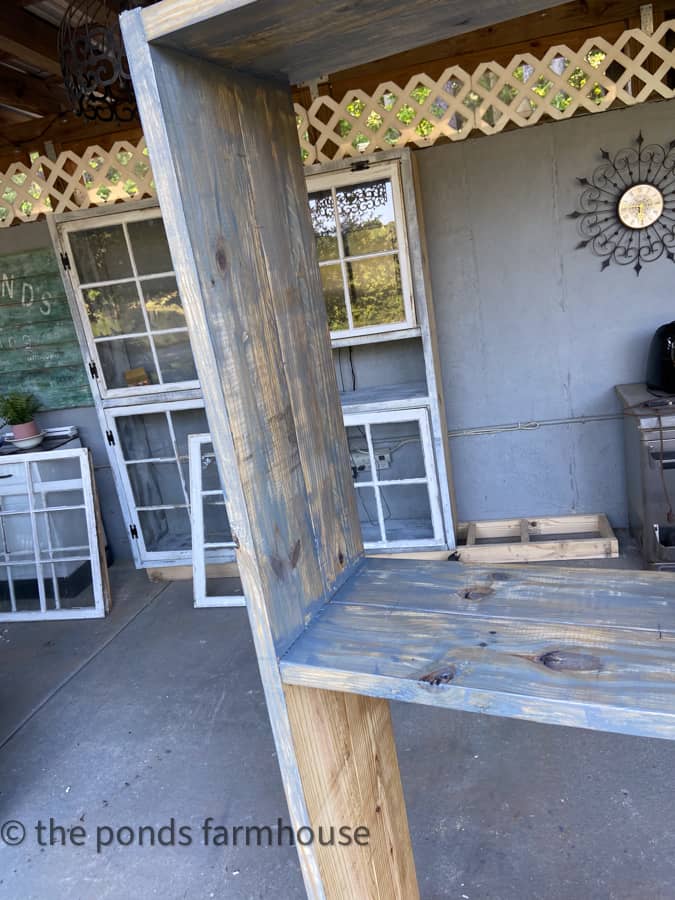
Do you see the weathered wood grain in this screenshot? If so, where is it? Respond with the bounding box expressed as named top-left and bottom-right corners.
top-left (121, 11), bottom-right (366, 897)
top-left (133, 41), bottom-right (361, 653)
top-left (281, 596), bottom-right (675, 740)
top-left (142, 0), bottom-right (568, 83)
top-left (327, 558), bottom-right (675, 633)
top-left (285, 685), bottom-right (419, 900)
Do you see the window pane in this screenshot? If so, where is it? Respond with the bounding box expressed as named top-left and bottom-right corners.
top-left (83, 282), bottom-right (144, 337)
top-left (117, 412), bottom-right (172, 460)
top-left (199, 445), bottom-right (223, 492)
top-left (142, 276), bottom-right (186, 330)
top-left (0, 462), bottom-right (29, 513)
top-left (96, 337), bottom-right (158, 389)
top-left (355, 486), bottom-right (382, 543)
top-left (320, 264), bottom-right (348, 331)
top-left (127, 461), bottom-right (185, 507)
top-left (69, 225), bottom-right (133, 284)
top-left (308, 190), bottom-right (339, 261)
top-left (1, 513), bottom-right (33, 560)
top-left (0, 563), bottom-right (41, 612)
top-left (36, 509), bottom-right (89, 557)
top-left (347, 255), bottom-right (405, 328)
top-left (127, 218), bottom-right (173, 275)
top-left (139, 507), bottom-right (191, 552)
top-left (346, 425), bottom-right (371, 483)
top-left (337, 179), bottom-right (398, 257)
top-left (203, 495), bottom-right (232, 544)
top-left (371, 420), bottom-right (425, 480)
top-left (153, 331), bottom-right (198, 384)
top-left (170, 408), bottom-right (210, 466)
top-left (381, 483), bottom-right (434, 542)
top-left (50, 560), bottom-right (96, 611)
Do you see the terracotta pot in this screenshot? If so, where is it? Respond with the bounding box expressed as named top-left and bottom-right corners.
top-left (13, 420), bottom-right (39, 440)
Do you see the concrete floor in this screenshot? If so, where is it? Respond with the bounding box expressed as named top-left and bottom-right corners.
top-left (2, 547), bottom-right (675, 900)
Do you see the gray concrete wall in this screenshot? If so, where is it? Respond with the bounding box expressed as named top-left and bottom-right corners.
top-left (0, 221), bottom-right (132, 560)
top-left (416, 100), bottom-right (675, 527)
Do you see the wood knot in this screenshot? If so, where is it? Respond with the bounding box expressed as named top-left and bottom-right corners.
top-left (538, 650), bottom-right (602, 672)
top-left (419, 666), bottom-right (456, 686)
top-left (215, 238), bottom-right (227, 275)
top-left (462, 586), bottom-right (494, 601)
top-left (490, 571), bottom-right (511, 581)
top-left (338, 551), bottom-right (345, 567)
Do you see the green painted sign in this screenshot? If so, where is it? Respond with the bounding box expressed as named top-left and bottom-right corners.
top-left (0, 247), bottom-right (92, 410)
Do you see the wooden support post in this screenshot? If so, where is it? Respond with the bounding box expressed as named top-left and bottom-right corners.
top-left (121, 10), bottom-right (418, 897)
top-left (285, 686), bottom-right (419, 899)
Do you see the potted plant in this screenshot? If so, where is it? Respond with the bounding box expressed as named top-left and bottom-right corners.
top-left (0, 393), bottom-right (42, 447)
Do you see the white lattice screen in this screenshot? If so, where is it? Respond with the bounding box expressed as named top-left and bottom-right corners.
top-left (3, 22), bottom-right (675, 227)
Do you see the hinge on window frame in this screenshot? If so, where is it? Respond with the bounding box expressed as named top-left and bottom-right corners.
top-left (129, 523), bottom-right (139, 539)
top-left (351, 160), bottom-right (370, 172)
top-left (88, 361), bottom-right (98, 379)
top-left (105, 430), bottom-right (115, 446)
top-left (60, 252), bottom-right (71, 270)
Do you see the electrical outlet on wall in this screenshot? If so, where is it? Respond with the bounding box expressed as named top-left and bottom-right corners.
top-left (350, 450), bottom-right (391, 471)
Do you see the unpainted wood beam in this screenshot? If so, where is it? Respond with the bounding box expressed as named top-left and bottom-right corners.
top-left (285, 685), bottom-right (419, 900)
top-left (0, 4), bottom-right (61, 76)
top-left (0, 67), bottom-right (65, 116)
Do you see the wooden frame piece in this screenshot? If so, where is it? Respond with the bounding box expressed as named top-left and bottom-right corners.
top-left (307, 159), bottom-right (416, 343)
top-left (454, 513), bottom-right (619, 564)
top-left (188, 432), bottom-right (243, 607)
top-left (0, 447), bottom-right (110, 621)
top-left (344, 406), bottom-right (444, 550)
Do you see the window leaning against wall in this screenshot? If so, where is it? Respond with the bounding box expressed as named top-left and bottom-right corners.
top-left (306, 160), bottom-right (415, 341)
top-left (61, 209), bottom-right (198, 399)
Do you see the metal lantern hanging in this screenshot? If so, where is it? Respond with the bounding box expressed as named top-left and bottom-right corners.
top-left (58, 0), bottom-right (146, 122)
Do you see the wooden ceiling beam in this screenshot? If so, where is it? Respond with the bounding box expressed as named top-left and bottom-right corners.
top-left (0, 4), bottom-right (62, 76)
top-left (0, 68), bottom-right (66, 116)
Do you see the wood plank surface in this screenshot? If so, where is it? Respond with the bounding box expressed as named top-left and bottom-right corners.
top-left (281, 558), bottom-right (675, 741)
top-left (285, 685), bottom-right (419, 900)
top-left (142, 0), bottom-right (567, 82)
top-left (328, 558), bottom-right (675, 632)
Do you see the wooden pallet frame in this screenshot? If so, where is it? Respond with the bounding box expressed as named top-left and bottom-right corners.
top-left (455, 513), bottom-right (618, 564)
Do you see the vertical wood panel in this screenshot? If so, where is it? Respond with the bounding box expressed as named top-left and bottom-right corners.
top-left (121, 10), bottom-right (365, 897)
top-left (142, 44), bottom-right (362, 652)
top-left (285, 684), bottom-right (419, 900)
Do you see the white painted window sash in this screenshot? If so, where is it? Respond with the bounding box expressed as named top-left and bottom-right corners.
top-left (59, 206), bottom-right (200, 400)
top-left (306, 159), bottom-right (416, 342)
top-left (343, 407), bottom-right (444, 550)
top-left (188, 433), bottom-right (243, 609)
top-left (0, 448), bottom-right (107, 622)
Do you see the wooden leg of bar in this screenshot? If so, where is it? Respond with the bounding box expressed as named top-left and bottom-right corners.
top-left (284, 685), bottom-right (419, 900)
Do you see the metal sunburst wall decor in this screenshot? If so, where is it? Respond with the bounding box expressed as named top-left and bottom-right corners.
top-left (569, 133), bottom-right (675, 275)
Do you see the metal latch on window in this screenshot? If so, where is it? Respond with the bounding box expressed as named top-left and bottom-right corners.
top-left (60, 252), bottom-right (71, 270)
top-left (88, 361), bottom-right (98, 379)
top-left (129, 523), bottom-right (139, 539)
top-left (105, 430), bottom-right (115, 446)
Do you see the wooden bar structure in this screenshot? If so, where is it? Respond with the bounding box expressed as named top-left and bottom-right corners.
top-left (120, 2), bottom-right (675, 897)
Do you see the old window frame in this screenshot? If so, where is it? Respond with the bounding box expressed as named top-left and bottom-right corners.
top-left (0, 447), bottom-right (108, 621)
top-left (58, 206), bottom-right (200, 400)
top-left (188, 433), bottom-right (244, 608)
top-left (306, 159), bottom-right (416, 343)
top-left (344, 407), bottom-right (444, 549)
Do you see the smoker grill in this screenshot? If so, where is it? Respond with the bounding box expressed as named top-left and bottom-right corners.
top-left (617, 383), bottom-right (675, 570)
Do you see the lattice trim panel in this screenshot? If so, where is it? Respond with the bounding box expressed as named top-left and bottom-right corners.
top-left (0, 139), bottom-right (153, 227)
top-left (297, 21), bottom-right (675, 164)
top-left (3, 23), bottom-right (675, 226)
